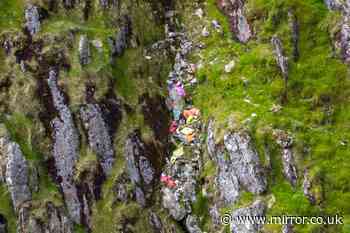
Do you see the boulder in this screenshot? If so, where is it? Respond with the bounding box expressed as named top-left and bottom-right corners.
top-left (80, 104), bottom-right (115, 175)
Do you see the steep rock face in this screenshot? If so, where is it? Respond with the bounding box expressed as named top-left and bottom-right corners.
top-left (207, 120), bottom-right (267, 204)
top-left (80, 103), bottom-right (115, 175)
top-left (124, 131), bottom-right (156, 206)
top-left (47, 70), bottom-right (81, 223)
top-left (274, 130), bottom-right (298, 187)
top-left (25, 4), bottom-right (41, 36)
top-left (230, 200), bottom-right (266, 233)
top-left (0, 125), bottom-right (31, 212)
top-left (17, 203), bottom-right (74, 233)
top-left (217, 0), bottom-right (252, 43)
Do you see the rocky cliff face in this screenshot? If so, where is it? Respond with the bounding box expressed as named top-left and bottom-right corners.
top-left (0, 0), bottom-right (349, 233)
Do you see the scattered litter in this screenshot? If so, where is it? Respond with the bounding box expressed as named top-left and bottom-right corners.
top-left (180, 127), bottom-right (195, 135)
top-left (224, 60), bottom-right (235, 73)
top-left (145, 55), bottom-right (152, 60)
top-left (212, 20), bottom-right (221, 31)
top-left (195, 8), bottom-right (204, 18)
top-left (202, 27), bottom-right (210, 37)
top-left (183, 108), bottom-right (200, 119)
top-left (270, 104), bottom-right (282, 113)
top-left (169, 121), bottom-right (178, 133)
top-left (161, 174), bottom-right (177, 188)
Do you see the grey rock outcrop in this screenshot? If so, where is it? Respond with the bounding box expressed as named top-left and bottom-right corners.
top-left (271, 36), bottom-right (288, 79)
top-left (303, 169), bottom-right (316, 204)
top-left (25, 5), bottom-right (40, 36)
top-left (207, 120), bottom-right (267, 204)
top-left (79, 35), bottom-right (91, 66)
top-left (149, 211), bottom-right (164, 233)
top-left (0, 125), bottom-right (31, 211)
top-left (324, 0), bottom-right (343, 10)
top-left (274, 130), bottom-right (298, 187)
top-left (282, 224), bottom-right (294, 233)
top-left (17, 203), bottom-right (74, 233)
top-left (124, 131), bottom-right (155, 206)
top-left (217, 0), bottom-right (252, 43)
top-left (186, 215), bottom-right (202, 233)
top-left (80, 103), bottom-right (115, 175)
top-left (5, 143), bottom-right (31, 211)
top-left (224, 131), bottom-right (267, 194)
top-left (161, 187), bottom-right (187, 221)
top-left (48, 70), bottom-right (81, 223)
top-left (230, 200), bottom-right (266, 233)
top-left (325, 0), bottom-right (350, 62)
top-left (207, 120), bottom-right (240, 204)
top-left (110, 16), bottom-right (132, 57)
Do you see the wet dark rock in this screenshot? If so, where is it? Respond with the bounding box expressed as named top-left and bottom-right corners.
top-left (0, 126), bottom-right (31, 211)
top-left (79, 35), bottom-right (91, 66)
top-left (0, 214), bottom-right (7, 233)
top-left (110, 16), bottom-right (132, 58)
top-left (230, 200), bottom-right (266, 233)
top-left (25, 4), bottom-right (41, 36)
top-left (162, 187), bottom-right (187, 221)
top-left (47, 70), bottom-right (81, 223)
top-left (274, 130), bottom-right (298, 187)
top-left (217, 0), bottom-right (252, 43)
top-left (185, 215), bottom-right (202, 233)
top-left (303, 169), bottom-right (316, 204)
top-left (124, 131), bottom-right (156, 206)
top-left (140, 94), bottom-right (171, 144)
top-left (282, 224), bottom-right (294, 233)
top-left (80, 103), bottom-right (115, 175)
top-left (271, 36), bottom-right (288, 79)
top-left (17, 203), bottom-right (74, 233)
